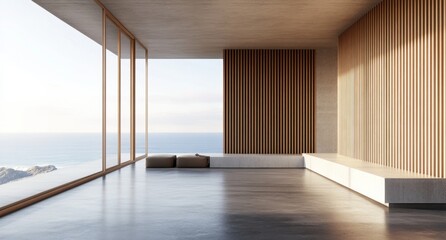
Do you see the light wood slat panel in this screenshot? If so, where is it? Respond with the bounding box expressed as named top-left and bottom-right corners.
top-left (338, 0), bottom-right (445, 177)
top-left (224, 49), bottom-right (315, 154)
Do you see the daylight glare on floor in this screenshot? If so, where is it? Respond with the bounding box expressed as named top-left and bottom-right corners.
top-left (1, 161), bottom-right (446, 240)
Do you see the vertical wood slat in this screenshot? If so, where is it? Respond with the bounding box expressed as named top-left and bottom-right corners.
top-left (223, 49), bottom-right (315, 154)
top-left (338, 0), bottom-right (445, 177)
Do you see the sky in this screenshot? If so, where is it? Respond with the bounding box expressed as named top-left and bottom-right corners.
top-left (148, 59), bottom-right (222, 132)
top-left (0, 0), bottom-right (222, 133)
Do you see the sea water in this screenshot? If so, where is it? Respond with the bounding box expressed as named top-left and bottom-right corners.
top-left (0, 133), bottom-right (223, 169)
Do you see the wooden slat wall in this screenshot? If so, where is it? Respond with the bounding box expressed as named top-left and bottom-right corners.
top-left (338, 0), bottom-right (445, 177)
top-left (224, 49), bottom-right (315, 154)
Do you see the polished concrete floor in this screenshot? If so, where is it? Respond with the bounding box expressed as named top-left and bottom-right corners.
top-left (1, 161), bottom-right (446, 240)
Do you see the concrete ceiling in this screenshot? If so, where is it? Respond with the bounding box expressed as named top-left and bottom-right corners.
top-left (35, 0), bottom-right (382, 59)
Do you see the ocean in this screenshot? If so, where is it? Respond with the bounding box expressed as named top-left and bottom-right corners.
top-left (0, 133), bottom-right (223, 168)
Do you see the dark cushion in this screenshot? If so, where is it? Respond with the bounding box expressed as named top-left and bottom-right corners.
top-left (146, 154), bottom-right (176, 168)
top-left (176, 154), bottom-right (210, 168)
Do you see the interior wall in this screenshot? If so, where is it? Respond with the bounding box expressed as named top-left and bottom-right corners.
top-left (338, 0), bottom-right (445, 177)
top-left (223, 49), bottom-right (315, 154)
top-left (315, 48), bottom-right (338, 153)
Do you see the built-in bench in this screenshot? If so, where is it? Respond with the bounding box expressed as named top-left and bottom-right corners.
top-left (303, 153), bottom-right (446, 207)
top-left (146, 152), bottom-right (446, 207)
top-left (210, 154), bottom-right (304, 168)
top-left (146, 154), bottom-right (210, 168)
top-left (145, 153), bottom-right (304, 168)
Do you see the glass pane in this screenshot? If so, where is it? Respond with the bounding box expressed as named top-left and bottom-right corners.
top-left (135, 42), bottom-right (146, 157)
top-left (106, 18), bottom-right (119, 168)
top-left (0, 0), bottom-right (102, 206)
top-left (120, 33), bottom-right (131, 162)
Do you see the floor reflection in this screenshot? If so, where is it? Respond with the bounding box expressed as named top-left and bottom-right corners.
top-left (0, 160), bottom-right (102, 207)
top-left (0, 162), bottom-right (445, 240)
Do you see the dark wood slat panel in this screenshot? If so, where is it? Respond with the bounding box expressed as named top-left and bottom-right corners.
top-left (224, 49), bottom-right (315, 154)
top-left (338, 0), bottom-right (445, 177)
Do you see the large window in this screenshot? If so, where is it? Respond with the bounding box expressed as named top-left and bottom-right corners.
top-left (135, 42), bottom-right (147, 158)
top-left (0, 0), bottom-right (147, 210)
top-left (105, 17), bottom-right (143, 168)
top-left (105, 17), bottom-right (119, 168)
top-left (120, 33), bottom-right (132, 163)
top-left (0, 0), bottom-right (102, 206)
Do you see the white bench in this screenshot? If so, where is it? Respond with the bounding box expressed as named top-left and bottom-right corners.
top-left (210, 154), bottom-right (304, 168)
top-left (303, 153), bottom-right (446, 207)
